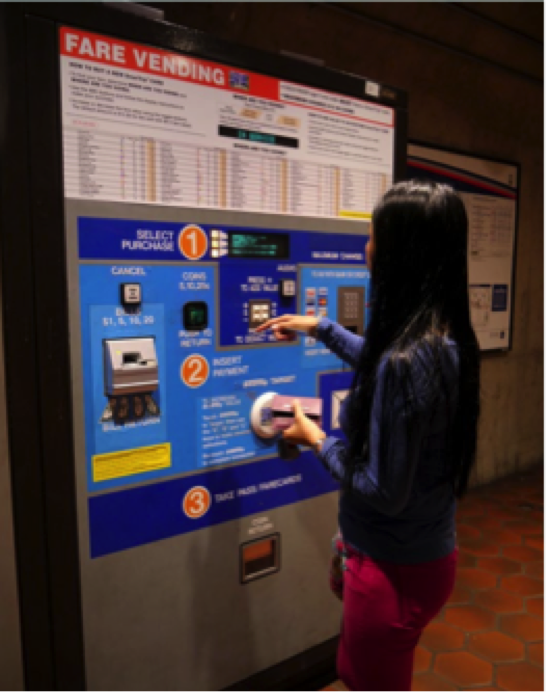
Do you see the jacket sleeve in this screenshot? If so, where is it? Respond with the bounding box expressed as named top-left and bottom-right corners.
top-left (317, 358), bottom-right (425, 517)
top-left (315, 317), bottom-right (364, 368)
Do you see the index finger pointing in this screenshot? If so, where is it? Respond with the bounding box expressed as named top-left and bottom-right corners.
top-left (291, 399), bottom-right (304, 418)
top-left (254, 315), bottom-right (291, 333)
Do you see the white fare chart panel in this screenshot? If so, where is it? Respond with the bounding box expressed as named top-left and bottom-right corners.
top-left (60, 28), bottom-right (395, 222)
top-left (408, 144), bottom-right (518, 351)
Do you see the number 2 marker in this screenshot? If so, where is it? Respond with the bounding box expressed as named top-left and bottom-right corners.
top-left (181, 354), bottom-right (209, 388)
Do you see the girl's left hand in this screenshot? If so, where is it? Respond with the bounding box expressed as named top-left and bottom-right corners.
top-left (283, 400), bottom-right (326, 447)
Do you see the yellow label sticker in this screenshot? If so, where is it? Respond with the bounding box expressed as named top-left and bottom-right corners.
top-left (93, 443), bottom-right (171, 482)
top-left (240, 108), bottom-right (261, 119)
top-left (277, 115), bottom-right (300, 128)
top-left (338, 210), bottom-right (372, 219)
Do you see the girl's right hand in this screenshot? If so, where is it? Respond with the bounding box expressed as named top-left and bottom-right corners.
top-left (254, 314), bottom-right (320, 341)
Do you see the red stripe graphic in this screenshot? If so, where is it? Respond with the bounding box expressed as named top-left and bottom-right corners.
top-left (408, 160), bottom-right (516, 199)
top-left (60, 27), bottom-right (393, 126)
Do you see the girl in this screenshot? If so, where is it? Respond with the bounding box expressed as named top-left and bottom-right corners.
top-left (256, 180), bottom-right (480, 691)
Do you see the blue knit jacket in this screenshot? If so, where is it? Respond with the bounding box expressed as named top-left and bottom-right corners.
top-left (316, 318), bottom-right (459, 564)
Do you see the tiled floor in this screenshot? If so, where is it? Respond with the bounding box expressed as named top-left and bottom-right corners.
top-left (323, 465), bottom-right (544, 691)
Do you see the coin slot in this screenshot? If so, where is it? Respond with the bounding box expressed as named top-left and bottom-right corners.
top-left (240, 534), bottom-right (280, 583)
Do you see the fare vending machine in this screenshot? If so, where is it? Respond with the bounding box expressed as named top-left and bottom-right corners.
top-left (0, 6), bottom-right (407, 690)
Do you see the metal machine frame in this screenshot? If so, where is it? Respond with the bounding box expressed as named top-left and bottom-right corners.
top-left (0, 4), bottom-right (407, 688)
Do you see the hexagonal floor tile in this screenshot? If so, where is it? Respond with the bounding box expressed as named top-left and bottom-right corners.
top-left (420, 621), bottom-right (465, 652)
top-left (458, 551), bottom-right (477, 569)
top-left (469, 631), bottom-right (524, 662)
top-left (477, 515), bottom-right (508, 530)
top-left (501, 574), bottom-right (543, 596)
top-left (457, 503), bottom-right (485, 520)
top-left (527, 642), bottom-right (543, 667)
top-left (477, 557), bottom-right (521, 574)
top-left (457, 524), bottom-right (483, 541)
top-left (445, 605), bottom-right (496, 631)
top-left (485, 507), bottom-right (521, 522)
top-left (497, 661), bottom-right (544, 691)
top-left (475, 589), bottom-right (523, 614)
top-left (525, 536), bottom-right (543, 551)
top-left (502, 545), bottom-right (542, 562)
top-left (413, 646), bottom-right (432, 673)
top-left (411, 671), bottom-right (457, 691)
top-left (526, 596), bottom-right (543, 617)
top-left (457, 524), bottom-right (482, 541)
top-left (505, 519), bottom-right (544, 535)
top-left (456, 568), bottom-right (497, 590)
top-left (434, 651), bottom-right (493, 687)
top-left (448, 583), bottom-right (473, 605)
top-left (460, 540), bottom-right (500, 557)
top-left (500, 613), bottom-right (543, 642)
top-left (525, 561), bottom-right (543, 578)
top-left (483, 529), bottom-right (523, 545)
top-left (471, 495), bottom-right (500, 506)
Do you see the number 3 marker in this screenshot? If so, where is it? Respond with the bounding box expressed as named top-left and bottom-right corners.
top-left (182, 486), bottom-right (211, 519)
top-left (181, 354), bottom-right (209, 388)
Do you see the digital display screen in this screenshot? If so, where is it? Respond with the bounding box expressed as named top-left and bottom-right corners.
top-left (219, 126), bottom-right (298, 149)
top-left (228, 232), bottom-right (290, 259)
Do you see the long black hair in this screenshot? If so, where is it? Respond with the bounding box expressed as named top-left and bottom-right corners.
top-left (345, 180), bottom-right (480, 498)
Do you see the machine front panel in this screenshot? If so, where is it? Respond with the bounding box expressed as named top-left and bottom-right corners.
top-left (57, 22), bottom-right (401, 690)
top-left (78, 215), bottom-right (369, 557)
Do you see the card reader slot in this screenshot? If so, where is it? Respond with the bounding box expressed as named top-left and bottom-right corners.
top-left (273, 410), bottom-right (320, 421)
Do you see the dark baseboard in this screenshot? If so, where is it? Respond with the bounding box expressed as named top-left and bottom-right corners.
top-left (225, 636), bottom-right (339, 691)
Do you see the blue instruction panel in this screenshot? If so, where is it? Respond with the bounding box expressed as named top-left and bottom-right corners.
top-left (79, 217), bottom-right (369, 556)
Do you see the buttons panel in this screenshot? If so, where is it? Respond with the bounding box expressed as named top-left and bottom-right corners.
top-left (338, 286), bottom-right (365, 335)
top-left (280, 279), bottom-right (296, 298)
top-left (248, 299), bottom-right (272, 328)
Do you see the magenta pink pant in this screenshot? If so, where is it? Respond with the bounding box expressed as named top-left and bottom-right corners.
top-left (337, 549), bottom-right (457, 691)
